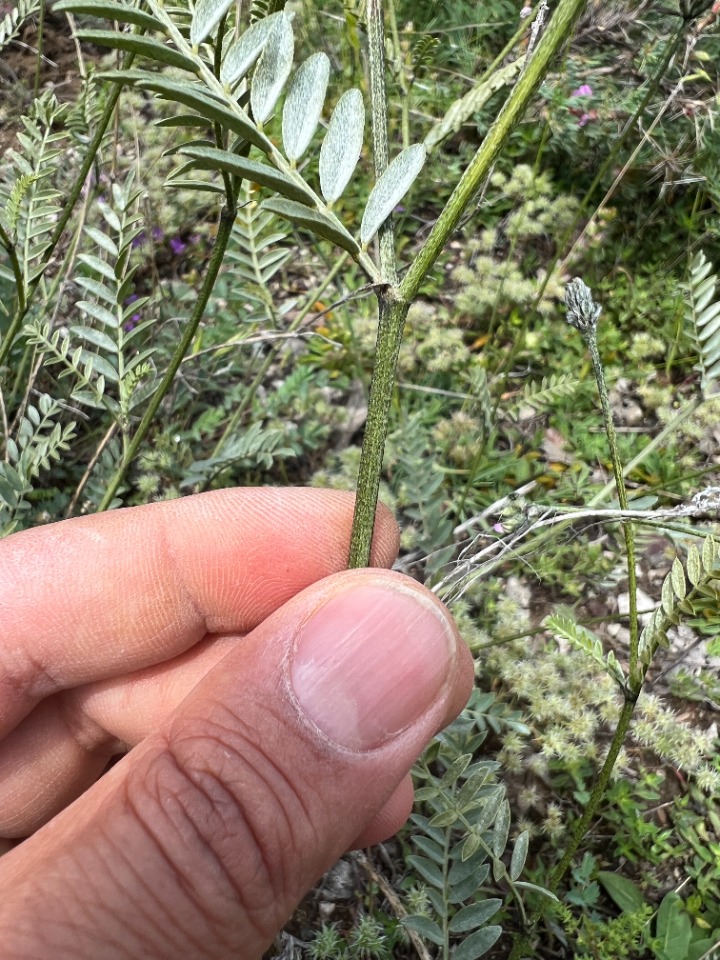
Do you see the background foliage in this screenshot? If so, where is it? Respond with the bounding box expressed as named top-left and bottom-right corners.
top-left (1, 0), bottom-right (720, 956)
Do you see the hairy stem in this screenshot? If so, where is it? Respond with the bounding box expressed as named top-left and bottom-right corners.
top-left (400, 0), bottom-right (588, 302)
top-left (349, 0), bottom-right (588, 566)
top-left (366, 0), bottom-right (398, 285)
top-left (349, 293), bottom-right (409, 567)
top-left (33, 0), bottom-right (46, 99)
top-left (509, 697), bottom-right (636, 960)
top-left (98, 204), bottom-right (236, 510)
top-left (584, 331), bottom-right (639, 678)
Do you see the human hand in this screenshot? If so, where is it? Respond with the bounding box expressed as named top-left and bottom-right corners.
top-left (0, 488), bottom-right (473, 959)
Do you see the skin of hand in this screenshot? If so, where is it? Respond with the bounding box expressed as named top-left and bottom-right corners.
top-left (0, 487), bottom-right (473, 960)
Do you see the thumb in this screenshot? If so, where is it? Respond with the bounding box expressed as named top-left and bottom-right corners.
top-left (0, 570), bottom-right (472, 960)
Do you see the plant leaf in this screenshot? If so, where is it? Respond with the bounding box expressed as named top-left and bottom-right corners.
top-left (670, 557), bottom-right (686, 600)
top-left (70, 325), bottom-right (117, 354)
top-left (178, 145), bottom-right (315, 204)
top-left (686, 544), bottom-right (702, 586)
top-left (491, 800), bottom-right (511, 858)
top-left (220, 12), bottom-right (283, 87)
top-left (656, 892), bottom-right (692, 960)
top-left (261, 197), bottom-right (359, 254)
top-left (452, 925), bottom-right (503, 960)
top-left (53, 0), bottom-right (162, 31)
top-left (509, 830), bottom-right (529, 881)
top-left (360, 143), bottom-right (425, 246)
top-left (190, 0), bottom-right (235, 47)
top-left (407, 854), bottom-right (444, 888)
top-left (597, 871), bottom-right (646, 913)
top-left (98, 72), bottom-right (273, 154)
top-left (282, 52), bottom-right (330, 162)
top-left (401, 916), bottom-right (444, 946)
top-left (319, 88), bottom-right (364, 204)
top-left (250, 12), bottom-right (294, 126)
top-left (448, 900), bottom-right (502, 934)
top-left (75, 30), bottom-right (198, 72)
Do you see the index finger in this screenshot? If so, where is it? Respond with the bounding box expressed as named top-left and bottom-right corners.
top-left (0, 488), bottom-right (399, 737)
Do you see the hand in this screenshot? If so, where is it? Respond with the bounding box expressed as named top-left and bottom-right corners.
top-left (0, 488), bottom-right (472, 959)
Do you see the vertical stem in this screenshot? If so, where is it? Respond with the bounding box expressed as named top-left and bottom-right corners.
top-left (350, 0), bottom-right (589, 566)
top-left (366, 0), bottom-right (398, 285)
top-left (349, 0), bottom-right (406, 567)
top-left (385, 0), bottom-right (410, 149)
top-left (98, 204), bottom-right (237, 510)
top-left (509, 697), bottom-right (637, 960)
top-left (33, 0), bottom-right (46, 99)
top-left (585, 333), bottom-right (639, 679)
top-left (551, 697), bottom-right (635, 888)
top-left (349, 293), bottom-right (409, 567)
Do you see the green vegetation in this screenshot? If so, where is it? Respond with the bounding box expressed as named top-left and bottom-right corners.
top-left (1, 0), bottom-right (720, 956)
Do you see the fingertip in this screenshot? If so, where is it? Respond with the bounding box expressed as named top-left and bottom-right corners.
top-left (369, 499), bottom-right (400, 569)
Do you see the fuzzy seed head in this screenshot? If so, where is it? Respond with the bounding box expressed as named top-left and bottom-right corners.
top-left (564, 278), bottom-right (601, 333)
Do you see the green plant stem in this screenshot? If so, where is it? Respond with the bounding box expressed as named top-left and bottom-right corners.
top-left (509, 697), bottom-right (637, 960)
top-left (555, 693), bottom-right (636, 886)
top-left (0, 224), bottom-right (26, 316)
top-left (400, 0), bottom-right (589, 303)
top-left (349, 0), bottom-right (588, 567)
top-left (589, 396), bottom-right (703, 507)
top-left (0, 51), bottom-right (137, 369)
top-left (366, 0), bottom-right (398, 285)
top-left (584, 332), bottom-right (639, 678)
top-left (385, 0), bottom-right (410, 148)
top-left (33, 0), bottom-right (46, 99)
top-left (213, 15), bottom-right (234, 200)
top-left (349, 293), bottom-right (409, 567)
top-left (98, 204), bottom-right (236, 510)
top-left (349, 0), bottom-right (406, 567)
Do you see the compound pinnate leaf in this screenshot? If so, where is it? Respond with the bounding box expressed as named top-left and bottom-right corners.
top-left (190, 0), bottom-right (235, 47)
top-left (219, 12), bottom-right (282, 87)
top-left (282, 52), bottom-right (330, 162)
top-left (360, 143), bottom-right (425, 246)
top-left (319, 88), bottom-right (364, 204)
top-left (250, 12), bottom-right (294, 126)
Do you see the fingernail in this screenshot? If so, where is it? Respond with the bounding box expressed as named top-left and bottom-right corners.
top-left (290, 579), bottom-right (456, 751)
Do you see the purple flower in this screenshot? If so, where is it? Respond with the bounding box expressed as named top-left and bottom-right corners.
top-left (131, 232), bottom-right (147, 249)
top-left (578, 112), bottom-right (592, 127)
top-left (124, 313), bottom-right (141, 332)
top-left (125, 293), bottom-right (139, 305)
top-left (571, 84), bottom-right (593, 98)
top-left (152, 226), bottom-right (165, 242)
top-left (169, 236), bottom-right (187, 256)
